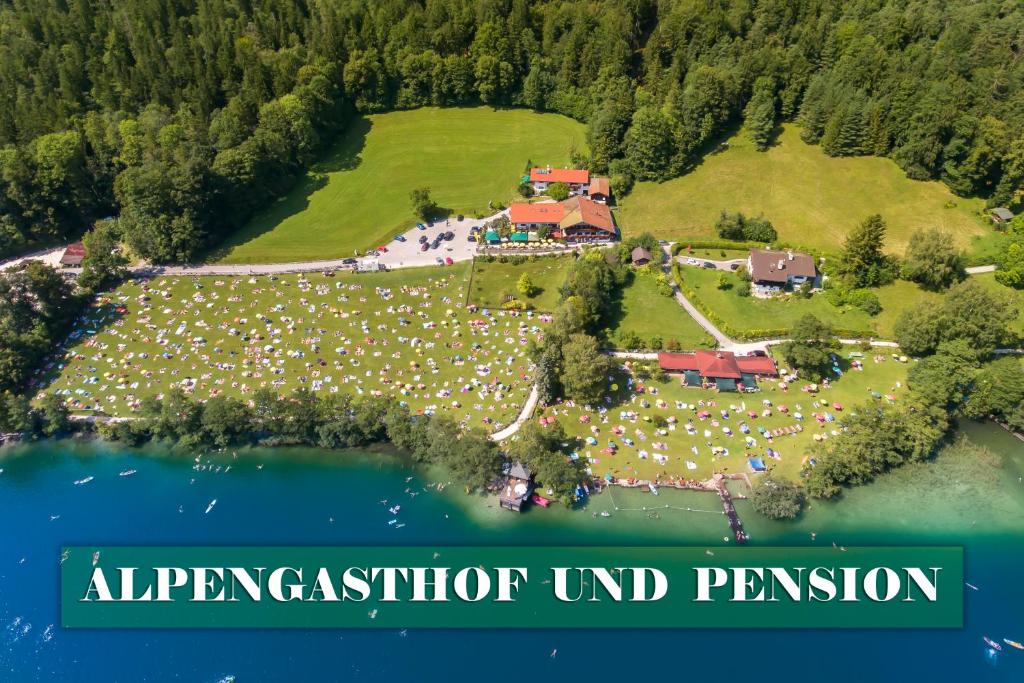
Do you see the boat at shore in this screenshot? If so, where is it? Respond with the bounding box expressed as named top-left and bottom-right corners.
top-left (983, 636), bottom-right (1002, 651)
top-left (531, 494), bottom-right (550, 507)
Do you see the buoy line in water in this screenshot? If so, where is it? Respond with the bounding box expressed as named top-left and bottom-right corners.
top-left (606, 489), bottom-right (724, 515)
top-left (611, 505), bottom-right (725, 514)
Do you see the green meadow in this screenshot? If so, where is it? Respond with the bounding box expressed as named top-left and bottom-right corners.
top-left (617, 125), bottom-right (990, 256)
top-left (216, 107), bottom-right (587, 264)
top-left (609, 269), bottom-right (715, 349)
top-left (468, 256), bottom-right (575, 312)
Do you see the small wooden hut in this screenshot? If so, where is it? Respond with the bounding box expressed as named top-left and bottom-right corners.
top-left (498, 461), bottom-right (533, 512)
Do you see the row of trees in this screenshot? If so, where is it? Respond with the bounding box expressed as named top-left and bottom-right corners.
top-left (99, 387), bottom-right (505, 492)
top-left (3, 0), bottom-right (1023, 262)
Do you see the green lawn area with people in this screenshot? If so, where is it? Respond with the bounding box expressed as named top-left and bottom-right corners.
top-left (616, 125), bottom-right (989, 256)
top-left (533, 347), bottom-right (911, 486)
top-left (37, 263), bottom-right (547, 431)
top-left (608, 269), bottom-right (715, 349)
top-left (468, 256), bottom-right (575, 312)
top-left (213, 107), bottom-right (586, 264)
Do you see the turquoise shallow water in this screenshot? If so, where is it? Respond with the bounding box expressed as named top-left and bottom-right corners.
top-left (0, 421), bottom-right (1021, 682)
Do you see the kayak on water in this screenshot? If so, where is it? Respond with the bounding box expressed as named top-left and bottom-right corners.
top-left (983, 636), bottom-right (1002, 651)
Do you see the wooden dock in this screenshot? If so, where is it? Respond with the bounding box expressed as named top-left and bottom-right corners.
top-left (716, 481), bottom-right (748, 544)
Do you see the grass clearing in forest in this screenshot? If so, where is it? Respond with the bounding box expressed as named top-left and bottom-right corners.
top-left (617, 125), bottom-right (989, 256)
top-left (215, 107), bottom-right (587, 264)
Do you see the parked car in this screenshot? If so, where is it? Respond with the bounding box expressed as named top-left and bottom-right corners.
top-left (420, 243), bottom-right (429, 252)
top-left (427, 221), bottom-right (434, 227)
top-left (377, 246), bottom-right (388, 253)
top-left (341, 258), bottom-right (357, 265)
top-left (685, 258), bottom-right (699, 265)
top-left (444, 231), bottom-right (454, 240)
top-left (445, 257), bottom-right (453, 265)
top-left (435, 257), bottom-right (444, 265)
top-left (702, 261), bottom-right (716, 268)
top-left (456, 214), bottom-right (464, 221)
top-left (394, 234), bottom-right (406, 242)
top-left (418, 235), bottom-right (428, 244)
top-left (467, 235), bottom-right (476, 242)
top-left (657, 239), bottom-right (669, 245)
top-left (431, 241), bottom-right (440, 249)
top-left (729, 263), bottom-right (740, 271)
top-left (416, 223), bottom-right (426, 230)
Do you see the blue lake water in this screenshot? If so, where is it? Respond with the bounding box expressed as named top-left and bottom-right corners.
top-left (1, 421), bottom-right (1022, 682)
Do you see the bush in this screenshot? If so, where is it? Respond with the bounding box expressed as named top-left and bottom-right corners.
top-left (846, 288), bottom-right (881, 315)
top-left (547, 182), bottom-right (570, 201)
top-left (715, 211), bottom-right (778, 242)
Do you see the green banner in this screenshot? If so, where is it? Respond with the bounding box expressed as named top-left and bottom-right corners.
top-left (62, 546), bottom-right (962, 628)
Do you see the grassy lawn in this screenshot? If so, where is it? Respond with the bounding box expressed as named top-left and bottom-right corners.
top-left (609, 270), bottom-right (715, 349)
top-left (468, 256), bottom-right (574, 312)
top-left (535, 347), bottom-right (910, 485)
top-left (617, 125), bottom-right (990, 256)
top-left (214, 107), bottom-right (587, 264)
top-left (38, 263), bottom-right (548, 430)
top-left (680, 266), bottom-right (934, 339)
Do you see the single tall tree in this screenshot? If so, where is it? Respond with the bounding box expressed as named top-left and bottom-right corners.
top-left (902, 228), bottom-right (964, 290)
top-left (839, 214), bottom-right (889, 287)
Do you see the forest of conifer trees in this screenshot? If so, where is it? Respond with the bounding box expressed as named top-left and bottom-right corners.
top-left (0, 0), bottom-right (1020, 263)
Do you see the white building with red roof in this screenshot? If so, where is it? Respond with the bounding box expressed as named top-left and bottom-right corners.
top-left (528, 166), bottom-right (611, 202)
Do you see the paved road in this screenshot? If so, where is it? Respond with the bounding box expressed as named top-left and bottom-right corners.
top-left (489, 384), bottom-right (540, 442)
top-left (0, 246), bottom-right (67, 273)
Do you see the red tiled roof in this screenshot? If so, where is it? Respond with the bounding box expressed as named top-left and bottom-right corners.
top-left (530, 167), bottom-right (589, 185)
top-left (735, 355), bottom-right (778, 376)
top-left (60, 241), bottom-right (86, 265)
top-left (589, 177), bottom-right (610, 196)
top-left (561, 196), bottom-right (615, 233)
top-left (509, 202), bottom-right (565, 225)
top-left (658, 350), bottom-right (778, 379)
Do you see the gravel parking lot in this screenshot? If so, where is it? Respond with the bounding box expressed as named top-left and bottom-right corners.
top-left (377, 210), bottom-right (505, 269)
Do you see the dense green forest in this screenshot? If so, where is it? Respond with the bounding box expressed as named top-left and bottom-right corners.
top-left (0, 0), bottom-right (1022, 263)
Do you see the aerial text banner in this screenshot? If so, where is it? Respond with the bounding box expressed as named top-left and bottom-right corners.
top-left (61, 546), bottom-right (963, 628)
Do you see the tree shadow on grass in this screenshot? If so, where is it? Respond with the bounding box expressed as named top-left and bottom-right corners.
top-left (202, 117), bottom-right (373, 262)
top-left (32, 300), bottom-right (128, 404)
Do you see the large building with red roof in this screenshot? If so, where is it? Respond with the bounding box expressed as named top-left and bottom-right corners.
top-left (508, 196), bottom-right (616, 242)
top-left (657, 350), bottom-right (778, 391)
